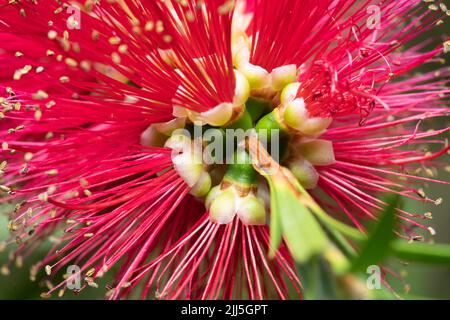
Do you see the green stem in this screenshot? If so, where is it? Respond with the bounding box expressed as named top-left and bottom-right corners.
top-left (223, 149), bottom-right (258, 187)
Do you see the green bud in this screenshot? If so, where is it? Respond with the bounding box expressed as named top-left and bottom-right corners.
top-left (190, 171), bottom-right (212, 197)
top-left (224, 150), bottom-right (258, 187)
top-left (205, 185), bottom-right (221, 209)
top-left (246, 97), bottom-right (271, 122)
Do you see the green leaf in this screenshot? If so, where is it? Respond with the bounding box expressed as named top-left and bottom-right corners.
top-left (265, 170), bottom-right (328, 263)
top-left (350, 195), bottom-right (399, 272)
top-left (297, 256), bottom-right (340, 300)
top-left (391, 241), bottom-right (450, 264)
top-left (247, 134), bottom-right (327, 263)
top-left (267, 178), bottom-right (282, 256)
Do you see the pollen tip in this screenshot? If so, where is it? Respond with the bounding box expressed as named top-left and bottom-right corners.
top-left (45, 265), bottom-right (52, 275)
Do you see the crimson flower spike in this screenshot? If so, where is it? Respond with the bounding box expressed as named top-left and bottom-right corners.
top-left (0, 0), bottom-right (449, 300)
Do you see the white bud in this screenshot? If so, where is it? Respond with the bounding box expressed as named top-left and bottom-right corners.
top-left (172, 153), bottom-right (203, 187)
top-left (233, 69), bottom-right (250, 106)
top-left (205, 185), bottom-right (222, 209)
top-left (239, 62), bottom-right (270, 90)
top-left (298, 117), bottom-right (332, 137)
top-left (164, 133), bottom-right (192, 154)
top-left (237, 195), bottom-right (266, 225)
top-left (209, 188), bottom-right (237, 224)
top-left (283, 98), bottom-right (332, 136)
top-left (283, 98), bottom-right (308, 128)
top-left (280, 82), bottom-right (301, 105)
top-left (298, 140), bottom-right (335, 166)
top-left (200, 102), bottom-right (233, 127)
top-left (270, 64), bottom-right (298, 91)
top-left (190, 171), bottom-right (212, 197)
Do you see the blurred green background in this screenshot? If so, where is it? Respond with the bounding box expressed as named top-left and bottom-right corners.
top-left (0, 7), bottom-right (449, 300)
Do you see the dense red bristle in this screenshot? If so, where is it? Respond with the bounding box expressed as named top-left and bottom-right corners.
top-left (248, 0), bottom-right (445, 118)
top-left (0, 0), bottom-right (448, 300)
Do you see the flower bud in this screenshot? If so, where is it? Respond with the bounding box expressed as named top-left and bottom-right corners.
top-left (205, 185), bottom-right (221, 209)
top-left (288, 158), bottom-right (319, 189)
top-left (298, 116), bottom-right (332, 137)
top-left (200, 102), bottom-right (233, 127)
top-left (283, 98), bottom-right (308, 128)
top-left (141, 118), bottom-right (187, 147)
top-left (209, 187), bottom-right (237, 224)
top-left (237, 194), bottom-right (266, 225)
top-left (270, 64), bottom-right (298, 91)
top-left (190, 171), bottom-right (212, 197)
top-left (280, 82), bottom-right (301, 105)
top-left (239, 62), bottom-right (270, 90)
top-left (207, 184), bottom-right (267, 226)
top-left (298, 139), bottom-right (335, 166)
top-left (165, 134), bottom-right (204, 187)
top-left (172, 152), bottom-right (203, 187)
top-left (283, 98), bottom-right (332, 136)
top-left (164, 133), bottom-right (192, 154)
top-left (233, 69), bottom-right (250, 106)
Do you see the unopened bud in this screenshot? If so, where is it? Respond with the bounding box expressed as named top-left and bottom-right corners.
top-left (209, 188), bottom-right (237, 224)
top-left (200, 102), bottom-right (233, 127)
top-left (298, 140), bottom-right (335, 166)
top-left (239, 62), bottom-right (270, 90)
top-left (288, 158), bottom-right (319, 190)
top-left (283, 98), bottom-right (332, 136)
top-left (270, 65), bottom-right (298, 91)
top-left (237, 195), bottom-right (266, 225)
top-left (190, 171), bottom-right (212, 197)
top-left (233, 70), bottom-right (250, 106)
top-left (280, 82), bottom-right (301, 105)
top-left (172, 152), bottom-right (203, 187)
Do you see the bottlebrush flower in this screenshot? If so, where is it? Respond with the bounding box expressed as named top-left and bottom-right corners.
top-left (0, 0), bottom-right (449, 300)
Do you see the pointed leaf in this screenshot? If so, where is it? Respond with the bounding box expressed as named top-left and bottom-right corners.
top-left (391, 241), bottom-right (450, 264)
top-left (266, 171), bottom-right (328, 263)
top-left (351, 195), bottom-right (399, 272)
